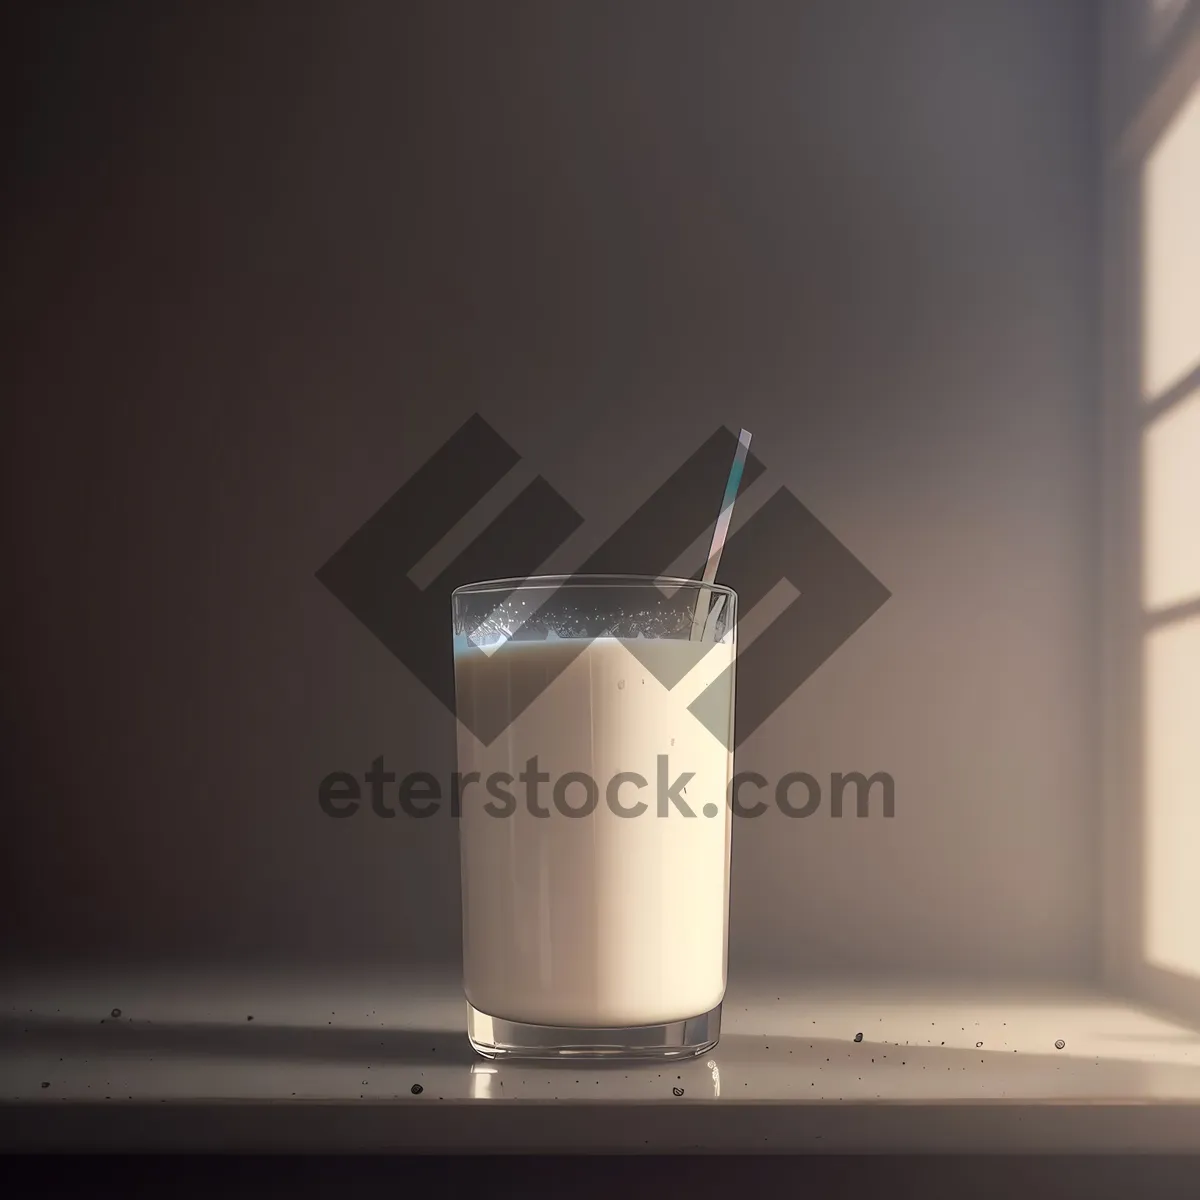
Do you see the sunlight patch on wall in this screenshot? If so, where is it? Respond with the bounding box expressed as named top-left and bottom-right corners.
top-left (1141, 82), bottom-right (1200, 399)
top-left (1143, 613), bottom-right (1200, 977)
top-left (1142, 391), bottom-right (1200, 610)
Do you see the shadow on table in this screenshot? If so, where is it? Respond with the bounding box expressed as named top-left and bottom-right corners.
top-left (0, 1013), bottom-right (476, 1067)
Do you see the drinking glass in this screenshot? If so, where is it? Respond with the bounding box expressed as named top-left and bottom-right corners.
top-left (452, 575), bottom-right (736, 1060)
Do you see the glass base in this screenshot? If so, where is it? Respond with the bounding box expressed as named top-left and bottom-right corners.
top-left (466, 1001), bottom-right (722, 1061)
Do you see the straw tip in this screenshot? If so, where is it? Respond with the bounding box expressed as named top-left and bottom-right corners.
top-left (737, 428), bottom-right (752, 446)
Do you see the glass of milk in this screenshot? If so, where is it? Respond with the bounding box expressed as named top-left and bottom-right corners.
top-left (452, 575), bottom-right (736, 1059)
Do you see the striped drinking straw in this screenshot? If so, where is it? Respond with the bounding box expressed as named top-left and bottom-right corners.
top-left (690, 427), bottom-right (752, 641)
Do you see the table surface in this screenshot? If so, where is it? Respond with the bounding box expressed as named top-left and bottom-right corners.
top-left (4, 966), bottom-right (1200, 1152)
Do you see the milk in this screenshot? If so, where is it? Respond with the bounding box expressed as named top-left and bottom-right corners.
top-left (455, 635), bottom-right (734, 1028)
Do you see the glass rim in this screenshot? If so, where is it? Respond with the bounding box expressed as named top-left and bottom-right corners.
top-left (452, 573), bottom-right (736, 599)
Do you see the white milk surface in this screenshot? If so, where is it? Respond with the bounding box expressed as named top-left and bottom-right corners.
top-left (455, 636), bottom-right (734, 1027)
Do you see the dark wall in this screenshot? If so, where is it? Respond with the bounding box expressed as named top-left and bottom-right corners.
top-left (2, 0), bottom-right (1100, 977)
